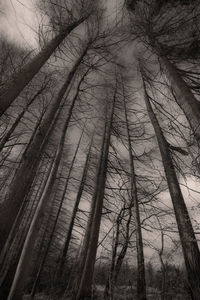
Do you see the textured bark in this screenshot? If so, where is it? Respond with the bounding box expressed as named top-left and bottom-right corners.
top-left (0, 16), bottom-right (88, 116)
top-left (0, 47), bottom-right (89, 252)
top-left (143, 77), bottom-right (200, 300)
top-left (123, 95), bottom-right (146, 300)
top-left (76, 87), bottom-right (116, 300)
top-left (7, 86), bottom-right (75, 299)
top-left (159, 52), bottom-right (200, 142)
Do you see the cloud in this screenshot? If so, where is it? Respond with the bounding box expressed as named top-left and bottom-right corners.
top-left (0, 0), bottom-right (41, 48)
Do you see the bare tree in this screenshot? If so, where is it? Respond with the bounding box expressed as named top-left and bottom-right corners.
top-left (123, 80), bottom-right (147, 300)
top-left (30, 126), bottom-right (85, 298)
top-left (141, 70), bottom-right (200, 300)
top-left (0, 80), bottom-right (48, 152)
top-left (0, 1), bottom-right (93, 116)
top-left (56, 132), bottom-right (94, 283)
top-left (76, 82), bottom-right (117, 299)
top-left (7, 74), bottom-right (84, 298)
top-left (126, 0), bottom-right (200, 143)
top-left (0, 45), bottom-right (90, 252)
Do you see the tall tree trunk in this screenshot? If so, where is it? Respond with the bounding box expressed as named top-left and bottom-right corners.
top-left (123, 94), bottom-right (146, 300)
top-left (7, 81), bottom-right (78, 299)
top-left (56, 133), bottom-right (94, 283)
top-left (0, 159), bottom-right (49, 300)
top-left (142, 75), bottom-right (200, 300)
top-left (157, 50), bottom-right (200, 142)
top-left (73, 122), bottom-right (107, 297)
top-left (30, 127), bottom-right (85, 298)
top-left (76, 86), bottom-right (116, 300)
top-left (0, 46), bottom-right (89, 252)
top-left (0, 15), bottom-right (89, 116)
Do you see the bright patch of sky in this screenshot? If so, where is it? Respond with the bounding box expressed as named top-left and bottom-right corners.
top-left (0, 0), bottom-right (43, 49)
top-left (0, 0), bottom-right (123, 50)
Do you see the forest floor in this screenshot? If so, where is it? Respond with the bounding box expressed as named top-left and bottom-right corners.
top-left (24, 286), bottom-right (191, 300)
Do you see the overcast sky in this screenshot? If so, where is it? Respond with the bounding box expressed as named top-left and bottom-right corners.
top-left (0, 0), bottom-right (42, 48)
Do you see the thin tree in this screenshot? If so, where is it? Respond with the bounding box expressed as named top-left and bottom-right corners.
top-left (56, 132), bottom-right (94, 283)
top-left (72, 121), bottom-right (107, 298)
top-left (141, 70), bottom-right (200, 300)
top-left (76, 82), bottom-right (116, 300)
top-left (104, 204), bottom-right (127, 300)
top-left (123, 80), bottom-right (146, 300)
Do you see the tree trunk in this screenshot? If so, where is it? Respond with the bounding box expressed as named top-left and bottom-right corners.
top-left (76, 86), bottom-right (116, 300)
top-left (0, 47), bottom-right (89, 252)
top-left (72, 122), bottom-right (107, 298)
top-left (7, 81), bottom-right (77, 298)
top-left (142, 76), bottom-right (200, 300)
top-left (123, 94), bottom-right (147, 300)
top-left (114, 206), bottom-right (132, 285)
top-left (30, 127), bottom-right (85, 298)
top-left (0, 15), bottom-right (89, 116)
top-left (104, 215), bottom-right (121, 300)
top-left (0, 161), bottom-right (48, 300)
top-left (104, 206), bottom-right (127, 300)
top-left (158, 51), bottom-right (200, 142)
top-left (56, 134), bottom-right (93, 283)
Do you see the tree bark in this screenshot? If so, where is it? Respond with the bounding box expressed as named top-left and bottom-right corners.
top-left (0, 15), bottom-right (89, 116)
top-left (7, 80), bottom-right (77, 298)
top-left (0, 46), bottom-right (89, 252)
top-left (142, 75), bottom-right (200, 300)
top-left (30, 126), bottom-right (85, 298)
top-left (56, 134), bottom-right (94, 284)
top-left (72, 122), bottom-right (107, 298)
top-left (123, 92), bottom-right (147, 300)
top-left (104, 207), bottom-right (125, 300)
top-left (158, 51), bottom-right (200, 142)
top-left (76, 85), bottom-right (116, 300)
top-left (0, 160), bottom-right (49, 300)
top-left (113, 206), bottom-right (132, 286)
